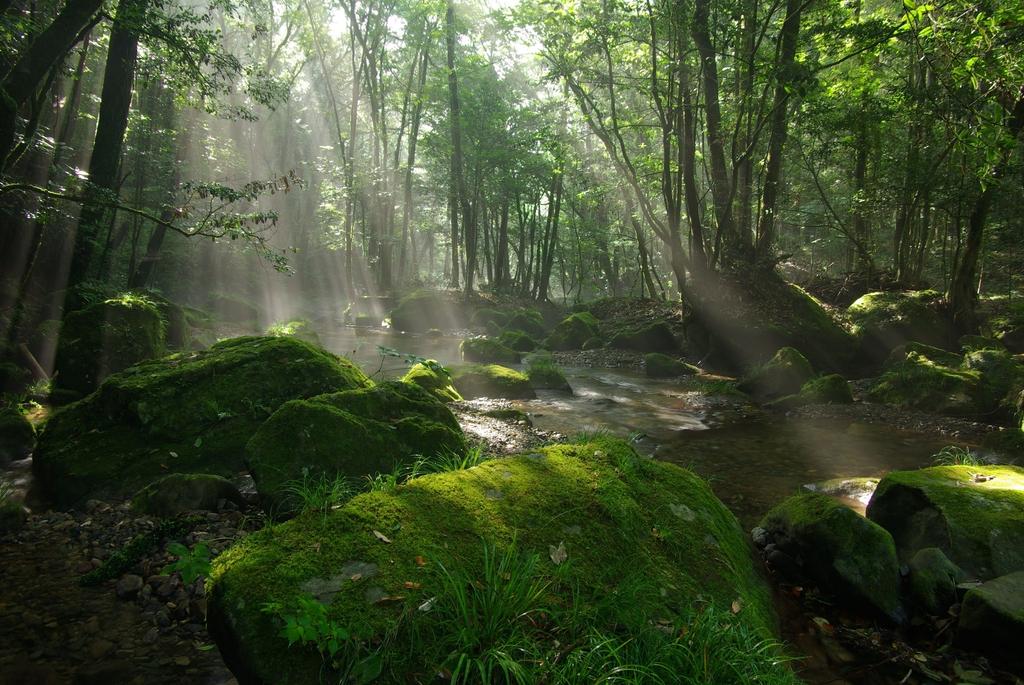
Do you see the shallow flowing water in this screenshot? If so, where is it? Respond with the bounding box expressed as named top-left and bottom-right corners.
top-left (323, 328), bottom-right (968, 527)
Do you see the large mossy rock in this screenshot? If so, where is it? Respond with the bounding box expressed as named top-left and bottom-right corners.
top-left (608, 321), bottom-right (676, 353)
top-left (766, 374), bottom-right (854, 411)
top-left (208, 438), bottom-right (782, 684)
top-left (866, 348), bottom-right (981, 416)
top-left (208, 293), bottom-right (261, 325)
top-left (33, 337), bottom-right (372, 508)
top-left (459, 337), bottom-right (521, 364)
top-left (645, 353), bottom-right (698, 379)
top-left (246, 382), bottom-right (465, 515)
top-left (0, 408), bottom-right (34, 465)
top-left (505, 309), bottom-right (547, 338)
top-left (848, 290), bottom-right (953, 364)
top-left (401, 361), bottom-right (462, 403)
top-left (53, 296), bottom-right (166, 396)
top-left (907, 547), bottom-right (964, 615)
top-left (450, 364), bottom-right (536, 400)
top-left (132, 473), bottom-right (244, 518)
top-left (738, 347), bottom-right (814, 400)
top-left (389, 291), bottom-right (466, 333)
top-left (683, 270), bottom-right (855, 374)
top-left (498, 329), bottom-right (540, 353)
top-left (866, 465), bottom-right (1024, 579)
top-left (760, 493), bottom-right (903, 621)
top-left (957, 571), bottom-right (1024, 669)
top-left (525, 353), bottom-right (571, 392)
top-left (544, 312), bottom-right (599, 351)
top-left (961, 348), bottom-right (1024, 416)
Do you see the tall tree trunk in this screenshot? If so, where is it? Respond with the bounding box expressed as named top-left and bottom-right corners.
top-left (445, 0), bottom-right (469, 292)
top-left (66, 0), bottom-right (139, 292)
top-left (755, 0), bottom-right (803, 260)
top-left (0, 0), bottom-right (102, 172)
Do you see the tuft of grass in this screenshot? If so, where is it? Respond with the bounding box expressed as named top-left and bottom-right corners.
top-left (432, 541), bottom-right (549, 684)
top-left (0, 478), bottom-right (14, 505)
top-left (410, 444), bottom-right (488, 476)
top-left (280, 471), bottom-right (355, 517)
top-left (931, 445), bottom-right (980, 466)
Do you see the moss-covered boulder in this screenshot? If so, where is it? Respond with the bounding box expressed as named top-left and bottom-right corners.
top-left (760, 493), bottom-right (902, 620)
top-left (459, 337), bottom-right (521, 364)
top-left (957, 571), bottom-right (1024, 669)
top-left (866, 465), bottom-right (1024, 579)
top-left (451, 364), bottom-right (536, 400)
top-left (469, 308), bottom-right (509, 330)
top-left (544, 312), bottom-right (599, 351)
top-left (886, 341), bottom-right (962, 369)
top-left (961, 348), bottom-right (1024, 415)
top-left (0, 360), bottom-right (31, 394)
top-left (525, 353), bottom-right (571, 392)
top-left (390, 291), bottom-right (466, 333)
top-left (848, 290), bottom-right (953, 364)
top-left (53, 296), bottom-right (166, 396)
top-left (498, 329), bottom-right (540, 353)
top-left (246, 382), bottom-right (465, 515)
top-left (33, 336), bottom-right (372, 509)
top-left (505, 309), bottom-right (547, 338)
top-left (401, 361), bottom-right (462, 403)
top-left (798, 374), bottom-right (853, 404)
top-left (738, 347), bottom-right (814, 400)
top-left (132, 473), bottom-right (244, 518)
top-left (208, 438), bottom-right (784, 684)
top-left (582, 335), bottom-right (605, 350)
top-left (266, 319), bottom-right (321, 346)
top-left (609, 321), bottom-right (676, 353)
top-left (907, 547), bottom-right (964, 615)
top-left (866, 349), bottom-right (981, 416)
top-left (644, 353), bottom-right (698, 379)
top-left (0, 408), bottom-right (34, 465)
top-left (999, 327), bottom-right (1024, 354)
top-left (683, 271), bottom-right (855, 374)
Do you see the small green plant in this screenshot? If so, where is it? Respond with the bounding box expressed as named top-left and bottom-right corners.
top-left (0, 478), bottom-right (14, 505)
top-left (433, 541), bottom-right (549, 684)
top-left (281, 470), bottom-right (355, 516)
top-left (261, 594), bottom-right (383, 683)
top-left (163, 541), bottom-right (212, 584)
top-left (931, 445), bottom-right (980, 466)
top-left (411, 445), bottom-right (487, 476)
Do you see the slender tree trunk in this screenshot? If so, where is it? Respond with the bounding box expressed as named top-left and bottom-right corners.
top-left (445, 0), bottom-right (469, 292)
top-left (66, 0), bottom-right (140, 292)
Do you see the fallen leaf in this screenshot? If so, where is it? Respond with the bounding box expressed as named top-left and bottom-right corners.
top-left (414, 555), bottom-right (427, 567)
top-left (372, 530), bottom-right (392, 544)
top-left (169, 451), bottom-right (178, 458)
top-left (373, 595), bottom-right (405, 605)
top-left (350, 573), bottom-right (362, 582)
top-left (403, 581), bottom-right (422, 589)
top-left (549, 541), bottom-right (567, 565)
top-left (731, 599), bottom-right (743, 614)
top-left (418, 596), bottom-right (436, 612)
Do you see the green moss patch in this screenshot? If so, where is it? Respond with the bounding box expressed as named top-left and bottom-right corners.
top-left (53, 296), bottom-right (166, 395)
top-left (498, 329), bottom-right (540, 353)
top-left (266, 319), bottom-right (321, 346)
top-left (609, 321), bottom-right (676, 353)
top-left (867, 465), bottom-right (1024, 579)
top-left (848, 290), bottom-right (953, 364)
top-left (544, 313), bottom-right (599, 351)
top-left (761, 493), bottom-right (902, 620)
top-left (738, 347), bottom-right (814, 400)
top-left (208, 438), bottom-right (783, 684)
top-left (133, 473), bottom-right (244, 518)
top-left (460, 337), bottom-right (521, 364)
top-left (247, 382), bottom-right (465, 515)
top-left (451, 364), bottom-right (536, 400)
top-left (867, 349), bottom-right (981, 416)
top-left (33, 336), bottom-right (372, 508)
top-left (958, 571), bottom-right (1024, 669)
top-left (0, 408), bottom-right (35, 464)
top-left (525, 353), bottom-right (571, 392)
top-left (401, 361), bottom-right (462, 403)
